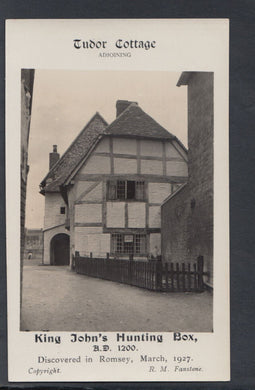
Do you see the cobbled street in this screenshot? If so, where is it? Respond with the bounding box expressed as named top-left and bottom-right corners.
top-left (21, 261), bottom-right (213, 332)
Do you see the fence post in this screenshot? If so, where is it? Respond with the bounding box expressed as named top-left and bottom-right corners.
top-left (128, 254), bottom-right (133, 284)
top-left (106, 252), bottom-right (109, 260)
top-left (197, 255), bottom-right (204, 292)
top-left (74, 251), bottom-right (80, 273)
top-left (156, 255), bottom-right (162, 290)
top-left (90, 252), bottom-right (93, 258)
top-left (71, 254), bottom-right (75, 270)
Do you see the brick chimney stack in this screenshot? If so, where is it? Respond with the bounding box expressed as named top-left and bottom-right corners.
top-left (116, 100), bottom-right (137, 117)
top-left (49, 145), bottom-right (60, 169)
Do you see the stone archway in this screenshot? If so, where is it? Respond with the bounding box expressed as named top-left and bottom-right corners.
top-left (50, 233), bottom-right (70, 265)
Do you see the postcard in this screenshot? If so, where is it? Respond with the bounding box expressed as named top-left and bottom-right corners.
top-left (6, 18), bottom-right (229, 382)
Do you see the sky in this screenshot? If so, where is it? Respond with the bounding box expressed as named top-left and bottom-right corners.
top-left (25, 70), bottom-right (187, 229)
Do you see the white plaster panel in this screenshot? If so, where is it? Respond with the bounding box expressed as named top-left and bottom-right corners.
top-left (99, 234), bottom-right (111, 254)
top-left (88, 234), bottom-right (111, 257)
top-left (75, 227), bottom-right (103, 235)
top-left (75, 203), bottom-right (102, 223)
top-left (75, 229), bottom-right (88, 253)
top-left (114, 158), bottom-right (137, 174)
top-left (83, 182), bottom-right (102, 202)
top-left (87, 235), bottom-right (100, 255)
top-left (113, 137), bottom-right (137, 154)
top-left (149, 233), bottom-right (161, 256)
top-left (166, 161), bottom-right (188, 176)
top-left (140, 139), bottom-right (163, 157)
top-left (149, 206), bottom-right (161, 228)
top-left (141, 159), bottom-right (163, 175)
top-left (74, 227), bottom-right (110, 258)
top-left (128, 203), bottom-right (146, 228)
top-left (95, 137), bottom-right (110, 152)
top-left (75, 181), bottom-right (95, 200)
top-left (44, 193), bottom-right (66, 229)
top-left (75, 227), bottom-right (103, 254)
top-left (165, 142), bottom-right (182, 158)
top-left (148, 182), bottom-right (172, 203)
top-left (106, 202), bottom-right (125, 227)
top-left (80, 155), bottom-right (111, 174)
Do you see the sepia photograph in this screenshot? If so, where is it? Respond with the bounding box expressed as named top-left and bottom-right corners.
top-left (20, 69), bottom-right (213, 333)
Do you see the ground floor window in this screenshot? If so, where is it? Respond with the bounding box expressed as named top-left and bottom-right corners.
top-left (111, 233), bottom-right (146, 255)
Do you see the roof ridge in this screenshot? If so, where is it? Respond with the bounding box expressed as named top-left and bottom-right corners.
top-left (103, 102), bottom-right (136, 134)
top-left (138, 107), bottom-right (175, 139)
top-left (41, 112), bottom-right (108, 185)
top-left (104, 103), bottom-right (175, 139)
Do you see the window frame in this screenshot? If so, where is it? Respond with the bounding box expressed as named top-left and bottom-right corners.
top-left (107, 180), bottom-right (146, 201)
top-left (111, 233), bottom-right (147, 256)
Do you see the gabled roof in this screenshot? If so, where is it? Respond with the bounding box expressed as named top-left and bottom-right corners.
top-left (40, 101), bottom-right (186, 194)
top-left (103, 103), bottom-right (175, 140)
top-left (40, 113), bottom-right (108, 193)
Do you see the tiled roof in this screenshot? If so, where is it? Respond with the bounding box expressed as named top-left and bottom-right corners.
top-left (40, 113), bottom-right (108, 193)
top-left (103, 103), bottom-right (175, 139)
top-left (40, 102), bottom-right (185, 194)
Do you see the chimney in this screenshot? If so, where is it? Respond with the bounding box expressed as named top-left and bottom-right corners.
top-left (116, 100), bottom-right (137, 117)
top-left (49, 145), bottom-right (60, 169)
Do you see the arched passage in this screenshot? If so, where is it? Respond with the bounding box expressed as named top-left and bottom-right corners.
top-left (50, 233), bottom-right (70, 265)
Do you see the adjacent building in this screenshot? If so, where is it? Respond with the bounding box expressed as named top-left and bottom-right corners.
top-left (21, 69), bottom-right (35, 261)
top-left (21, 69), bottom-right (34, 307)
top-left (40, 100), bottom-right (188, 265)
top-left (161, 72), bottom-right (214, 287)
top-left (24, 228), bottom-right (43, 261)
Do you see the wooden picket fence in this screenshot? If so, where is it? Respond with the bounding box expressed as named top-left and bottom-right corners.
top-left (74, 254), bottom-right (206, 292)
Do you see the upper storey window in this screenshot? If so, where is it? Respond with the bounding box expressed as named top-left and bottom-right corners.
top-left (107, 180), bottom-right (145, 201)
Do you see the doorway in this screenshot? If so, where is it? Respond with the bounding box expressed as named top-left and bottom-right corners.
top-left (50, 233), bottom-right (70, 265)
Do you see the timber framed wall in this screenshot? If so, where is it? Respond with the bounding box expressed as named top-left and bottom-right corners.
top-left (67, 135), bottom-right (188, 260)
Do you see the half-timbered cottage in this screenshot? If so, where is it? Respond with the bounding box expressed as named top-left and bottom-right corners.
top-left (40, 100), bottom-right (188, 266)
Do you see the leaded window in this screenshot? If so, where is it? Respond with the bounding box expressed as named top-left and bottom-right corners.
top-left (111, 233), bottom-right (147, 255)
top-left (107, 180), bottom-right (145, 201)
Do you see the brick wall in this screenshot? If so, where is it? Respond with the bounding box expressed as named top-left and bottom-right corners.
top-left (188, 72), bottom-right (213, 285)
top-left (161, 184), bottom-right (189, 263)
top-left (161, 72), bottom-right (213, 286)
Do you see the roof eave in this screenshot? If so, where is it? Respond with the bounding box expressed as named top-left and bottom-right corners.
top-left (63, 134), bottom-right (104, 187)
top-left (40, 112), bottom-right (108, 185)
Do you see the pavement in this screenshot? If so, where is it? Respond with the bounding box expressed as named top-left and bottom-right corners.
top-left (21, 261), bottom-right (213, 332)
